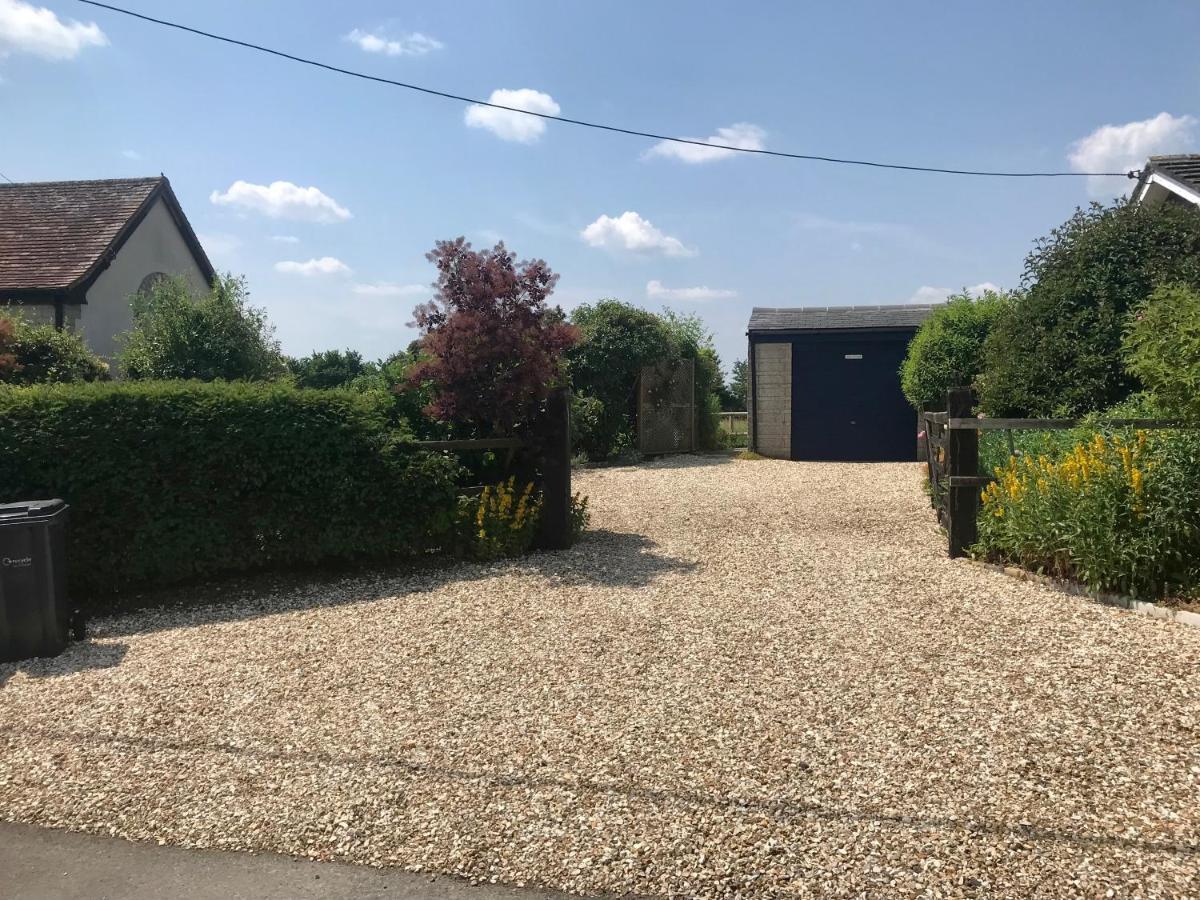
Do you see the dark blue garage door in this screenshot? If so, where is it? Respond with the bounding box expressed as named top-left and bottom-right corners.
top-left (789, 332), bottom-right (915, 461)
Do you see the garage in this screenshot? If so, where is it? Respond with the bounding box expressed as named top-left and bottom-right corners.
top-left (746, 305), bottom-right (937, 461)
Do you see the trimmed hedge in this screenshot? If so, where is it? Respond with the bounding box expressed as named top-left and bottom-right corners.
top-left (0, 381), bottom-right (461, 599)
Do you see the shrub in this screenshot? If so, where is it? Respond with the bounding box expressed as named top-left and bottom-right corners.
top-left (979, 201), bottom-right (1200, 416)
top-left (0, 381), bottom-right (461, 601)
top-left (567, 491), bottom-right (590, 544)
top-left (455, 477), bottom-right (542, 561)
top-left (568, 300), bottom-right (675, 459)
top-left (1123, 283), bottom-right (1200, 422)
top-left (288, 348), bottom-right (371, 389)
top-left (0, 311), bottom-right (108, 384)
top-left (120, 274), bottom-right (286, 381)
top-left (975, 429), bottom-right (1200, 598)
top-left (567, 301), bottom-right (724, 458)
top-left (900, 290), bottom-right (1010, 410)
top-left (408, 239), bottom-right (578, 433)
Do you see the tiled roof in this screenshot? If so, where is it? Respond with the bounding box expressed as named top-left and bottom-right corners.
top-left (0, 176), bottom-right (211, 292)
top-left (1145, 155), bottom-right (1200, 193)
top-left (748, 304), bottom-right (941, 332)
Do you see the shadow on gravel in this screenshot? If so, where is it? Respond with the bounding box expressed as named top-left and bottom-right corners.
top-left (0, 641), bottom-right (128, 688)
top-left (6, 722), bottom-right (1196, 862)
top-left (92, 529), bottom-right (694, 639)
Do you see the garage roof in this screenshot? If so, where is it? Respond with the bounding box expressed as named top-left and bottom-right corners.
top-left (749, 303), bottom-right (940, 333)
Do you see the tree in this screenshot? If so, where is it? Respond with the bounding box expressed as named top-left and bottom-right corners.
top-left (568, 300), bottom-right (675, 459)
top-left (1123, 283), bottom-right (1200, 422)
top-left (900, 290), bottom-right (1011, 410)
top-left (288, 349), bottom-right (370, 389)
top-left (728, 359), bottom-right (749, 410)
top-left (979, 201), bottom-right (1200, 416)
top-left (407, 239), bottom-right (577, 432)
top-left (0, 310), bottom-right (108, 384)
top-left (120, 274), bottom-right (286, 381)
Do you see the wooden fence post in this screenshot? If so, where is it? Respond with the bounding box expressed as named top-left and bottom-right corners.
top-left (946, 386), bottom-right (978, 558)
top-left (535, 388), bottom-right (572, 551)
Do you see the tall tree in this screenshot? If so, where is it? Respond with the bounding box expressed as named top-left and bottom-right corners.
top-left (729, 359), bottom-right (749, 410)
top-left (407, 238), bottom-right (577, 432)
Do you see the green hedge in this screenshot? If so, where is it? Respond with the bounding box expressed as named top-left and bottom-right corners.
top-left (0, 381), bottom-right (461, 600)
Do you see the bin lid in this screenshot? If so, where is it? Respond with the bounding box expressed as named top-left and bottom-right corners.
top-left (0, 499), bottom-right (67, 521)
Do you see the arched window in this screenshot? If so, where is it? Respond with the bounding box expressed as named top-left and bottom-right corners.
top-left (138, 272), bottom-right (169, 295)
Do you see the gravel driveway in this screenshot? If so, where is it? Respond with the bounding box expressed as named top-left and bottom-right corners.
top-left (2, 457), bottom-right (1198, 898)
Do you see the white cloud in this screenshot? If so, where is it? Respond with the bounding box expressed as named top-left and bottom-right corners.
top-left (275, 257), bottom-right (352, 277)
top-left (0, 0), bottom-right (106, 60)
top-left (344, 28), bottom-right (442, 57)
top-left (271, 234), bottom-right (300, 244)
top-left (646, 280), bottom-right (736, 302)
top-left (351, 281), bottom-right (427, 297)
top-left (464, 88), bottom-right (560, 143)
top-left (1069, 112), bottom-right (1198, 197)
top-left (644, 122), bottom-right (766, 164)
top-left (121, 149), bottom-right (141, 161)
top-left (909, 282), bottom-right (1000, 304)
top-left (210, 180), bottom-right (351, 223)
top-left (580, 211), bottom-right (695, 258)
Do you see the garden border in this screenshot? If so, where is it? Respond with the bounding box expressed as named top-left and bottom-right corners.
top-left (966, 559), bottom-right (1200, 630)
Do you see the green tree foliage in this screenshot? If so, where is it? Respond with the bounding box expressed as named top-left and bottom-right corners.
top-left (567, 301), bottom-right (724, 458)
top-left (119, 274), bottom-right (286, 381)
top-left (728, 359), bottom-right (749, 410)
top-left (0, 310), bottom-right (109, 384)
top-left (568, 300), bottom-right (675, 459)
top-left (1123, 282), bottom-right (1200, 422)
top-left (288, 348), bottom-right (369, 389)
top-left (900, 290), bottom-right (1011, 410)
top-left (979, 201), bottom-right (1200, 416)
top-left (0, 381), bottom-right (461, 601)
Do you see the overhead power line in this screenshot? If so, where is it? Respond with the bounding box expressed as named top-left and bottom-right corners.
top-left (0, 170), bottom-right (14, 184)
top-left (76, 0), bottom-right (1137, 180)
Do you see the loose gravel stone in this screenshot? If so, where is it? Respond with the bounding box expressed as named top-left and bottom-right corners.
top-left (1, 457), bottom-right (1198, 898)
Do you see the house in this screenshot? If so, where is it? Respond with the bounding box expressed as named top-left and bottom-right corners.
top-left (1129, 155), bottom-right (1200, 209)
top-left (747, 304), bottom-right (937, 461)
top-left (0, 176), bottom-right (215, 362)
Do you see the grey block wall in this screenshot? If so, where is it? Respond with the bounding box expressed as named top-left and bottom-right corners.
top-left (752, 342), bottom-right (791, 459)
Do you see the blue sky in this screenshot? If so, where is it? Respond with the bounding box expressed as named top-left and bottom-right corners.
top-left (3, 0), bottom-right (1199, 372)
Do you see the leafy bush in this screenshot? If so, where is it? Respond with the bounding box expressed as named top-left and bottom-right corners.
top-left (0, 381), bottom-right (461, 601)
top-left (1123, 282), bottom-right (1200, 422)
top-left (979, 201), bottom-right (1200, 416)
top-left (454, 477), bottom-right (542, 561)
top-left (567, 491), bottom-right (590, 544)
top-left (120, 274), bottom-right (286, 381)
top-left (569, 393), bottom-right (610, 460)
top-left (288, 348), bottom-right (370, 389)
top-left (976, 429), bottom-right (1200, 598)
top-left (901, 290), bottom-right (1010, 410)
top-left (408, 239), bottom-right (578, 432)
top-left (568, 300), bottom-right (673, 459)
top-left (567, 301), bottom-right (724, 458)
top-left (0, 310), bottom-right (108, 384)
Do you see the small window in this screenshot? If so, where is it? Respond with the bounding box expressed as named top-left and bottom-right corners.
top-left (138, 272), bottom-right (169, 295)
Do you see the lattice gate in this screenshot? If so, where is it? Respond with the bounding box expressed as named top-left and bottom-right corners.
top-left (638, 359), bottom-right (695, 455)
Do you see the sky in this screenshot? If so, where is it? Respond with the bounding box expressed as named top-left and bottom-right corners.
top-left (2, 0), bottom-right (1199, 373)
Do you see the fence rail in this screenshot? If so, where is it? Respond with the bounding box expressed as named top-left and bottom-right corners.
top-left (923, 388), bottom-right (1190, 558)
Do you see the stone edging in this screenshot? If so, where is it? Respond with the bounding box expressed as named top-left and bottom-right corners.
top-left (965, 559), bottom-right (1200, 630)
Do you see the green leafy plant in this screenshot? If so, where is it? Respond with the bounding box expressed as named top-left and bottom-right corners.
top-left (288, 348), bottom-right (371, 389)
top-left (979, 200), bottom-right (1200, 416)
top-left (567, 491), bottom-right (590, 544)
top-left (0, 310), bottom-right (108, 384)
top-left (900, 290), bottom-right (1011, 410)
top-left (455, 477), bottom-right (543, 561)
top-left (0, 381), bottom-right (461, 602)
top-left (120, 274), bottom-right (286, 381)
top-left (975, 428), bottom-right (1200, 598)
top-left (1123, 282), bottom-right (1200, 423)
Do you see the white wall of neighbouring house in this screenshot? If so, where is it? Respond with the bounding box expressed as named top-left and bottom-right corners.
top-left (79, 197), bottom-right (208, 364)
